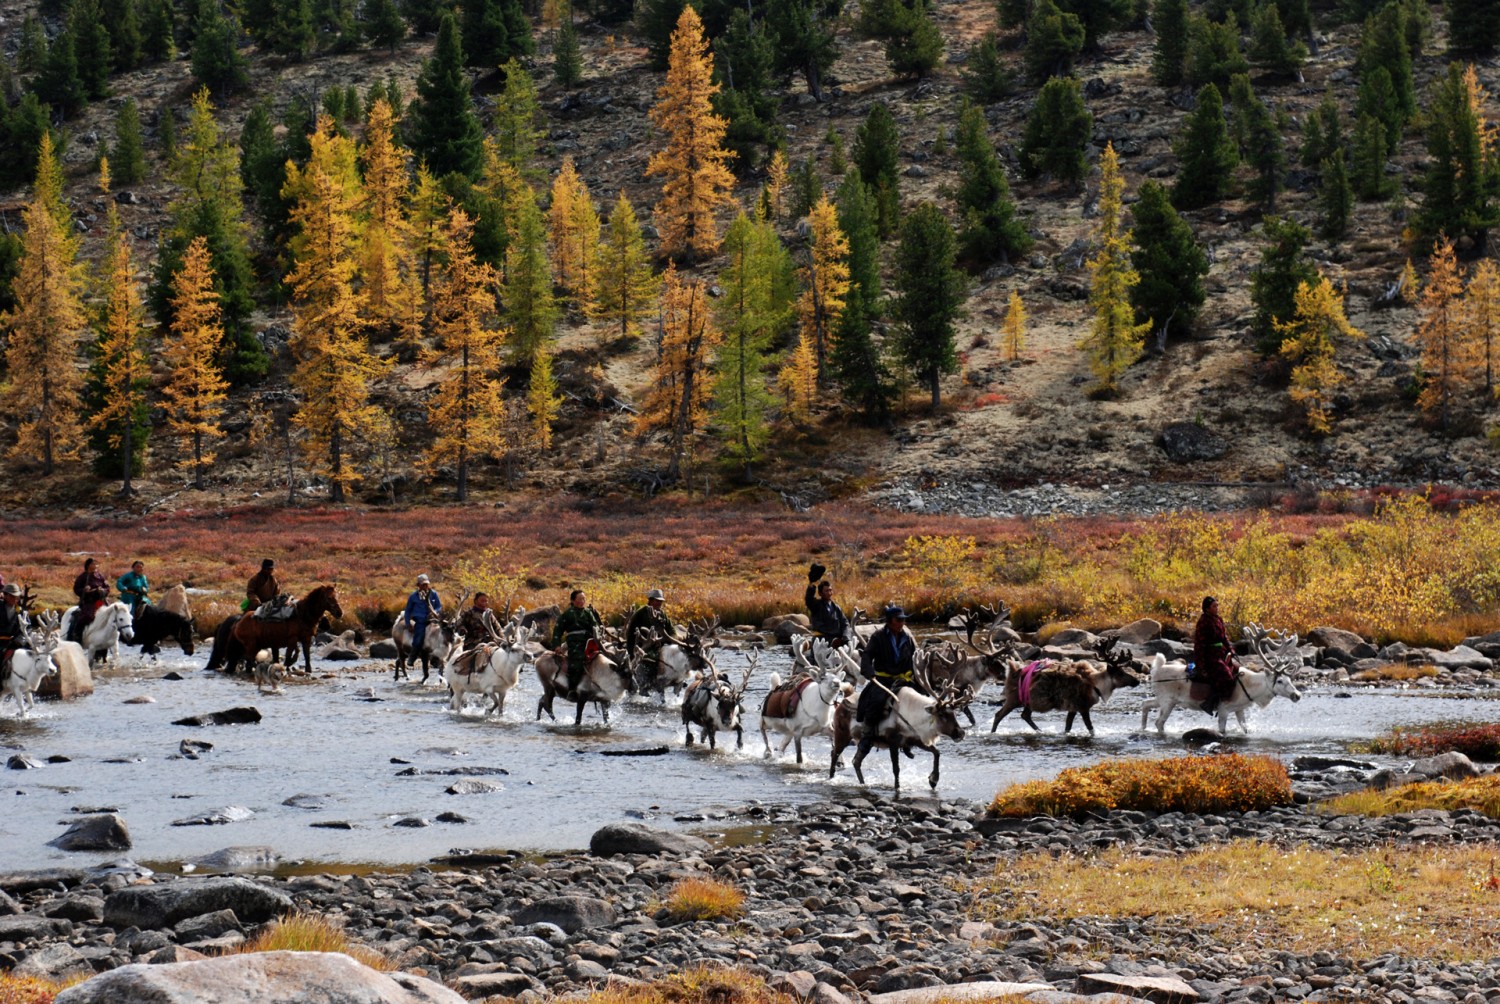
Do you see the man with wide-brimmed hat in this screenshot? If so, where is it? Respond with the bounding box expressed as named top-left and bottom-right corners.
top-left (403, 574), bottom-right (443, 654)
top-left (854, 604), bottom-right (919, 753)
top-left (803, 562), bottom-right (850, 646)
top-left (626, 588), bottom-right (676, 689)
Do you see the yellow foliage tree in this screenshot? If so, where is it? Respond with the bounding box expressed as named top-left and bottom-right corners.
top-left (1276, 275), bottom-right (1365, 434)
top-left (798, 194), bottom-right (850, 383)
top-left (646, 6), bottom-right (737, 262)
top-left (1003, 289), bottom-right (1027, 361)
top-left (425, 207), bottom-right (506, 501)
top-left (637, 263), bottom-right (721, 479)
top-left (548, 157), bottom-right (600, 310)
top-left (3, 138), bottom-right (86, 474)
top-left (409, 165), bottom-right (451, 326)
top-left (284, 114), bottom-right (390, 502)
top-left (1415, 235), bottom-right (1473, 429)
top-left (528, 341), bottom-right (562, 449)
top-left (778, 333), bottom-right (818, 425)
top-left (762, 149), bottom-right (788, 220)
top-left (1465, 257), bottom-right (1500, 398)
top-left (592, 192), bottom-right (659, 342)
top-left (1081, 143), bottom-right (1149, 395)
top-left (359, 98), bottom-right (420, 349)
top-left (160, 236), bottom-right (229, 488)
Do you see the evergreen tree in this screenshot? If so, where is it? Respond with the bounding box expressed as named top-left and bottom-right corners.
top-left (766, 0), bottom-right (840, 101)
top-left (892, 203), bottom-right (965, 409)
top-left (1403, 0), bottom-right (1429, 57)
top-left (1415, 235), bottom-right (1471, 430)
top-left (853, 102), bottom-right (901, 237)
top-left (716, 212), bottom-right (790, 475)
top-left (409, 13), bottom-right (484, 180)
top-left (70, 0), bottom-right (115, 100)
top-left (402, 0), bottom-right (446, 33)
top-left (1357, 5), bottom-right (1414, 126)
top-left (1276, 0), bottom-right (1312, 40)
top-left (18, 15), bottom-right (48, 74)
top-left (555, 17), bottom-right (582, 87)
top-left (1024, 0), bottom-right (1085, 83)
top-left (1356, 65), bottom-right (1402, 149)
top-left (111, 99), bottom-right (147, 186)
top-left (240, 99), bottom-right (294, 246)
top-left (1276, 275), bottom-right (1364, 433)
top-left (1057, 0), bottom-right (1133, 49)
top-left (1418, 62), bottom-right (1497, 243)
top-left (362, 0), bottom-right (407, 51)
top-left (0, 96), bottom-right (55, 192)
top-left (591, 192), bottom-right (659, 342)
top-left (799, 195), bottom-right (850, 383)
top-left (638, 263), bottom-right (721, 480)
top-left (268, 0), bottom-right (316, 59)
top-left (461, 0), bottom-right (508, 68)
top-left (1173, 83), bottom-right (1238, 210)
top-left (1185, 12), bottom-right (1247, 88)
top-left (1003, 290), bottom-right (1027, 360)
top-left (1249, 1), bottom-right (1306, 77)
top-left (1300, 90), bottom-right (1343, 169)
top-left (999, 0), bottom-right (1028, 29)
top-left (1130, 179), bottom-right (1208, 345)
top-left (189, 0), bottom-right (249, 95)
top-left (35, 30), bottom-right (87, 118)
top-left (714, 10), bottom-right (781, 173)
top-left (1230, 74), bottom-right (1283, 210)
top-left (1081, 144), bottom-right (1149, 394)
top-left (955, 99), bottom-right (1031, 267)
top-left (1151, 0), bottom-right (1189, 86)
top-left (1020, 75), bottom-right (1092, 187)
top-left (1350, 112), bottom-right (1396, 200)
top-left (1250, 213), bottom-right (1316, 354)
top-left (832, 173), bottom-right (893, 420)
top-left (1447, 0), bottom-right (1500, 54)
top-left (1320, 150), bottom-right (1353, 239)
top-left (141, 0), bottom-right (176, 61)
top-left (501, 183), bottom-right (558, 365)
top-left (788, 157), bottom-right (821, 219)
top-left (161, 236), bottom-right (229, 487)
top-left (492, 58), bottom-right (542, 171)
top-left (964, 32), bottom-right (1014, 102)
top-left (885, 0), bottom-right (944, 77)
top-left (638, 0), bottom-right (688, 70)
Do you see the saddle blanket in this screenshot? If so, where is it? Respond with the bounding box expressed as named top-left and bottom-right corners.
top-left (253, 597), bottom-right (298, 621)
top-left (1017, 659), bottom-right (1050, 706)
top-left (762, 676), bottom-right (813, 718)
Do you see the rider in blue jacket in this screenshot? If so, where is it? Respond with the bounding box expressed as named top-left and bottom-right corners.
top-left (117, 561), bottom-right (149, 617)
top-left (403, 574), bottom-right (442, 651)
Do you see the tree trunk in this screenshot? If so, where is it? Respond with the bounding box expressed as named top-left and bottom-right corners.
top-left (193, 431), bottom-right (204, 489)
top-left (120, 422), bottom-right (134, 496)
top-left (331, 426), bottom-right (344, 503)
top-left (930, 370), bottom-right (941, 410)
top-left (457, 443), bottom-right (468, 502)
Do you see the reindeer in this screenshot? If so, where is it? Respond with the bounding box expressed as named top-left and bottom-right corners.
top-left (637, 615), bottom-right (719, 702)
top-left (681, 649), bottom-right (756, 750)
top-left (446, 611), bottom-right (535, 715)
top-left (393, 589), bottom-right (465, 683)
top-left (790, 606), bottom-right (867, 681)
top-left (534, 633), bottom-right (638, 725)
top-left (3, 612), bottom-right (60, 718)
top-left (1139, 623), bottom-right (1303, 736)
top-left (759, 665), bottom-right (853, 764)
top-left (991, 639), bottom-right (1142, 736)
top-left (922, 603), bottom-right (1013, 725)
top-left (829, 663), bottom-right (973, 790)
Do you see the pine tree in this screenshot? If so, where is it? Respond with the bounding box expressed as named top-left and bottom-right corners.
top-left (1418, 62), bottom-right (1497, 243)
top-left (1185, 12), bottom-right (1248, 88)
top-left (638, 263), bottom-right (722, 481)
top-left (1357, 66), bottom-right (1403, 150)
top-left (788, 157), bottom-right (821, 219)
top-left (358, 98), bottom-right (419, 345)
top-left (799, 195), bottom-right (850, 383)
top-left (1130, 179), bottom-right (1208, 346)
top-left (363, 0), bottom-right (407, 50)
top-left (528, 341), bottom-right (561, 449)
top-left (1415, 234), bottom-right (1473, 429)
top-left (1320, 150), bottom-right (1353, 239)
top-left (1465, 257), bottom-right (1500, 397)
top-left (778, 333), bottom-right (818, 425)
top-left (549, 157), bottom-right (600, 308)
top-left (461, 0), bottom-right (510, 68)
top-left (1231, 74), bottom-right (1283, 211)
top-left (267, 0), bottom-right (315, 58)
top-left (111, 99), bottom-right (148, 186)
top-left (1249, 1), bottom-right (1306, 77)
top-left (189, 0), bottom-right (249, 95)
top-left (493, 58), bottom-right (542, 171)
top-left (70, 0), bottom-right (114, 100)
top-left (1449, 0), bottom-right (1500, 54)
top-left (1357, 5), bottom-right (1414, 127)
top-left (1173, 83), bottom-right (1238, 210)
top-left (1003, 289), bottom-right (1027, 360)
top-left (885, 0), bottom-right (945, 77)
top-left (647, 7), bottom-right (737, 262)
top-left (35, 29), bottom-right (87, 118)
top-left (832, 173), bottom-right (892, 419)
top-left (18, 15), bottom-right (48, 73)
top-left (160, 236), bottom-right (229, 487)
top-left (141, 0), bottom-right (176, 61)
top-left (1250, 214), bottom-right (1317, 354)
top-left (1350, 112), bottom-right (1396, 200)
top-left (555, 16), bottom-right (583, 87)
top-left (591, 192), bottom-right (659, 342)
top-left (766, 0), bottom-right (839, 101)
top-left (0, 97), bottom-right (54, 192)
top-left (853, 102), bottom-right (901, 237)
top-left (3, 135), bottom-right (86, 474)
top-left (1151, 0), bottom-right (1189, 86)
top-left (1024, 0), bottom-right (1085, 84)
top-left (892, 203), bottom-right (965, 409)
top-left (964, 32), bottom-right (1013, 102)
top-left (409, 12), bottom-right (484, 180)
top-left (1020, 76), bottom-right (1093, 187)
top-left (1079, 144), bottom-right (1150, 394)
top-left (955, 99), bottom-right (1031, 267)
top-left (86, 167), bottom-right (151, 490)
top-left (425, 207), bottom-right (505, 499)
top-left (1058, 0), bottom-right (1133, 48)
top-left (715, 212), bottom-right (788, 474)
top-left (639, 0), bottom-right (690, 69)
top-left (283, 115), bottom-right (390, 502)
top-left (502, 182), bottom-right (559, 365)
top-left (104, 0), bottom-right (143, 75)
top-left (1300, 90), bottom-right (1342, 169)
top-left (1276, 275), bottom-right (1364, 434)
top-left (714, 10), bottom-right (781, 174)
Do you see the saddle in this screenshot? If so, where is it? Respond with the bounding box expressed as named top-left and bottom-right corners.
top-left (761, 676), bottom-right (813, 718)
top-left (254, 595), bottom-right (297, 621)
top-left (450, 645), bottom-right (493, 677)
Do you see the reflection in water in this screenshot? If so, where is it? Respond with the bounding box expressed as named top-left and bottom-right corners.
top-left (1, 645), bottom-right (1493, 869)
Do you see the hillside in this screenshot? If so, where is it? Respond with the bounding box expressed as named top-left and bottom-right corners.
top-left (0, 0), bottom-right (1494, 517)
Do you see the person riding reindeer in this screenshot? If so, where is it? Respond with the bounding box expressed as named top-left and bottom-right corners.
top-left (0, 584), bottom-right (31, 685)
top-left (853, 604), bottom-right (920, 762)
top-left (403, 574), bottom-right (443, 656)
top-left (1193, 595), bottom-right (1238, 716)
top-left (458, 592), bottom-right (496, 647)
top-left (804, 563), bottom-right (850, 647)
top-left (551, 588), bottom-right (602, 699)
top-left (626, 588), bottom-right (676, 690)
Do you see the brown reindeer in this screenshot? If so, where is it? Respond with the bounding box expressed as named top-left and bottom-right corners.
top-left (829, 664), bottom-right (973, 790)
top-left (921, 603), bottom-right (1013, 725)
top-left (990, 639), bottom-right (1142, 736)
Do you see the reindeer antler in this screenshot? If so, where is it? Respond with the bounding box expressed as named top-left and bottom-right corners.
top-left (737, 649), bottom-right (758, 696)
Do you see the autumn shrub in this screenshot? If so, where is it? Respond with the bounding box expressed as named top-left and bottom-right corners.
top-left (1322, 775), bottom-right (1500, 818)
top-left (579, 966), bottom-right (791, 1004)
top-left (661, 878), bottom-right (746, 922)
top-left (987, 754), bottom-right (1294, 817)
top-left (0, 975), bottom-right (65, 1004)
top-left (1362, 721), bottom-right (1500, 761)
top-left (1350, 663), bottom-right (1441, 682)
top-left (235, 913), bottom-right (390, 969)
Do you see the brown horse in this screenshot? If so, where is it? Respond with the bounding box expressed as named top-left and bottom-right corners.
top-left (231, 585), bottom-right (343, 675)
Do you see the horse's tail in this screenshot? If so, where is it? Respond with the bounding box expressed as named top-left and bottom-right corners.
top-left (207, 616), bottom-right (240, 671)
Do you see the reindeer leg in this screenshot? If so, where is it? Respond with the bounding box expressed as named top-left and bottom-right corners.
top-left (685, 724), bottom-right (695, 746)
top-left (889, 744), bottom-right (901, 790)
top-left (599, 701), bottom-right (611, 723)
top-left (1020, 707), bottom-right (1040, 732)
top-left (573, 700), bottom-right (586, 726)
top-left (829, 738), bottom-right (846, 779)
top-left (1236, 708), bottom-right (1249, 734)
top-left (927, 744), bottom-right (941, 788)
top-left (762, 724), bottom-right (773, 759)
top-left (794, 738), bottom-right (804, 765)
top-left (735, 725), bottom-right (743, 750)
top-left (963, 706), bottom-right (975, 727)
top-left (852, 741), bottom-right (868, 785)
top-left (1156, 700), bottom-right (1173, 736)
top-left (705, 728), bottom-right (715, 750)
top-left (991, 701), bottom-right (1016, 733)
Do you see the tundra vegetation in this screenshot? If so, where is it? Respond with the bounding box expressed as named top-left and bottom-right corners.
top-left (1321, 775), bottom-right (1500, 817)
top-left (1360, 720), bottom-right (1500, 761)
top-left (986, 753), bottom-right (1295, 817)
top-left (660, 878), bottom-right (747, 922)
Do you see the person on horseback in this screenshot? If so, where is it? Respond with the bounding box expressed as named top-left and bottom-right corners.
top-left (403, 575), bottom-right (443, 654)
top-left (68, 558), bottom-right (109, 644)
top-left (245, 559), bottom-right (279, 612)
top-left (116, 560), bottom-right (149, 617)
top-left (626, 589), bottom-right (675, 689)
top-left (0, 584), bottom-right (31, 685)
top-left (804, 564), bottom-right (850, 647)
top-left (854, 605), bottom-right (919, 757)
top-left (551, 589), bottom-right (601, 699)
top-left (458, 592), bottom-right (495, 646)
top-left (1193, 596), bottom-right (1238, 715)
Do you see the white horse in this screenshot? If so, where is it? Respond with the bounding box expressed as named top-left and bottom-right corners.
top-left (1139, 627), bottom-right (1304, 736)
top-left (759, 667), bottom-right (853, 764)
top-left (445, 617), bottom-right (534, 714)
top-left (3, 638), bottom-right (59, 718)
top-left (61, 602), bottom-right (136, 667)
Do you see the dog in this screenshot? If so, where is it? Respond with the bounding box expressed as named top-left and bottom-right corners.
top-left (253, 649), bottom-right (287, 694)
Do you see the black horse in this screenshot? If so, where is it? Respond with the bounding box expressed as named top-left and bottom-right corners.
top-left (207, 615), bottom-right (248, 672)
top-left (131, 606), bottom-right (196, 657)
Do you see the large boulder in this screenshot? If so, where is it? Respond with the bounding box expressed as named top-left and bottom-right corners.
top-left (763, 614), bottom-right (811, 645)
top-left (866, 983), bottom-right (1055, 1004)
top-left (14, 943), bottom-right (93, 981)
top-left (1075, 972), bottom-right (1199, 1002)
top-left (1306, 626), bottom-right (1366, 653)
top-left (53, 951), bottom-right (464, 1004)
top-left (36, 642), bottom-right (93, 700)
top-left (368, 640), bottom-right (398, 659)
top-left (1043, 628), bottom-right (1098, 648)
top-left (50, 815), bottom-right (131, 852)
top-left (172, 707), bottom-right (262, 727)
top-left (1411, 751), bottom-right (1480, 780)
top-left (103, 877), bottom-right (292, 930)
top-left (511, 895), bottom-right (617, 933)
top-left (1156, 422), bottom-right (1228, 463)
top-left (1414, 645), bottom-right (1493, 671)
top-left (589, 823), bottom-right (710, 857)
top-left (1112, 618), bottom-right (1161, 645)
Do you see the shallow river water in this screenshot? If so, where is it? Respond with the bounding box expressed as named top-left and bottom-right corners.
top-left (2, 645), bottom-right (1495, 870)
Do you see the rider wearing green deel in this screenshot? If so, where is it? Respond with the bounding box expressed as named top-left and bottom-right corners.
top-left (552, 589), bottom-right (601, 698)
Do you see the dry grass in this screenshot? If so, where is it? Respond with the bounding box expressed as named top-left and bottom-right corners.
top-left (975, 840), bottom-right (1500, 961)
top-left (1322, 776), bottom-right (1500, 818)
top-left (576, 966), bottom-right (791, 1004)
top-left (1351, 664), bottom-right (1442, 682)
top-left (988, 754), bottom-right (1294, 817)
top-left (1359, 722), bottom-right (1500, 762)
top-left (0, 975), bottom-right (70, 1004)
top-left (660, 879), bottom-right (746, 923)
top-left (233, 914), bottom-right (391, 970)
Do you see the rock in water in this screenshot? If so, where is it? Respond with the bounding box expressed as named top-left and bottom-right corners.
top-left (171, 806), bottom-right (254, 827)
top-left (37, 642), bottom-right (93, 700)
top-left (512, 895), bottom-right (618, 932)
top-left (172, 707), bottom-right (262, 727)
top-left (368, 640), bottom-right (398, 659)
top-left (6, 754), bottom-right (43, 770)
top-left (50, 815), bottom-right (132, 852)
top-left (188, 847), bottom-right (281, 873)
top-left (103, 877), bottom-right (292, 929)
top-left (445, 780), bottom-right (503, 795)
top-left (52, 951), bottom-right (465, 1004)
top-left (589, 823), bottom-right (710, 857)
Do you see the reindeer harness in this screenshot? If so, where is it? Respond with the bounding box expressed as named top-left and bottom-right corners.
top-left (762, 676), bottom-right (814, 718)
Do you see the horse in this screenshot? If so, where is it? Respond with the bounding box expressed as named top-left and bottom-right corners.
top-left (231, 585), bottom-right (342, 675)
top-left (206, 616), bottom-right (248, 672)
top-left (2, 641), bottom-right (59, 718)
top-left (1139, 624), bottom-right (1304, 736)
top-left (60, 601), bottom-right (136, 667)
top-left (130, 606), bottom-right (196, 657)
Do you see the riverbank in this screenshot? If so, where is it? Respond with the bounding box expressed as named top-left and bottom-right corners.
top-left (4, 787), bottom-right (1500, 1002)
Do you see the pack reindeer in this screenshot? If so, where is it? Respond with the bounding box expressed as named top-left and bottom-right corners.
top-left (760, 664), bottom-right (854, 764)
top-left (445, 608), bottom-right (535, 715)
top-left (829, 663), bottom-right (974, 790)
top-left (393, 588), bottom-right (464, 683)
top-left (3, 611), bottom-right (60, 718)
top-left (991, 638), bottom-right (1142, 736)
top-left (922, 603), bottom-right (1014, 725)
top-left (790, 606), bottom-right (867, 681)
top-left (1140, 623), bottom-right (1303, 735)
top-left (637, 615), bottom-right (719, 702)
top-left (681, 649), bottom-right (756, 750)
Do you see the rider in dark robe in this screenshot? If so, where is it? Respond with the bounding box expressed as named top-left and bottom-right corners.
top-left (458, 593), bottom-right (494, 647)
top-left (626, 589), bottom-right (675, 689)
top-left (1193, 596), bottom-right (1237, 714)
top-left (69, 558), bottom-right (109, 643)
top-left (855, 605), bottom-right (919, 735)
top-left (0, 584), bottom-right (30, 684)
top-left (551, 589), bottom-right (602, 698)
top-left (804, 564), bottom-right (850, 646)
top-left (246, 559), bottom-right (280, 612)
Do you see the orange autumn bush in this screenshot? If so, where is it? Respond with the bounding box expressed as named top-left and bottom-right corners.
top-left (988, 754), bottom-right (1294, 817)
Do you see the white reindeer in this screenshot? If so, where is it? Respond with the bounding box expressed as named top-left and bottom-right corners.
top-left (446, 614), bottom-right (534, 714)
top-left (759, 667), bottom-right (853, 764)
top-left (60, 601), bottom-right (135, 667)
top-left (1139, 625), bottom-right (1303, 736)
top-left (3, 616), bottom-right (61, 718)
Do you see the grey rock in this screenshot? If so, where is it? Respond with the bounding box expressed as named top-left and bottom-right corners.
top-left (171, 806), bottom-right (254, 827)
top-left (0, 914), bottom-right (73, 940)
top-left (171, 707), bottom-right (262, 726)
top-left (51, 814), bottom-right (132, 852)
top-left (174, 909), bottom-right (242, 941)
top-left (147, 946), bottom-right (210, 965)
top-left (512, 895), bottom-right (617, 933)
top-left (589, 823), bottom-right (710, 857)
top-left (188, 846), bottom-right (281, 873)
top-left (14, 943), bottom-right (93, 981)
top-left (103, 877), bottom-right (293, 929)
top-left (1306, 626), bottom-right (1365, 652)
top-left (1411, 751), bottom-right (1479, 780)
top-left (43, 895), bottom-right (104, 922)
top-left (1074, 972), bottom-right (1199, 1002)
top-left (1414, 645), bottom-right (1493, 670)
top-left (1112, 618), bottom-right (1161, 645)
top-left (0, 869), bottom-right (88, 895)
top-left (867, 983), bottom-right (1055, 1004)
top-left (1045, 628), bottom-right (1099, 647)
top-left (445, 779), bottom-right (504, 795)
top-left (369, 640), bottom-right (398, 659)
top-left (452, 972), bottom-right (539, 996)
top-left (1156, 422), bottom-right (1228, 463)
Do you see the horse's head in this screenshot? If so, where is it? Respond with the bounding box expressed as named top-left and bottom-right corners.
top-left (178, 614), bottom-right (197, 656)
top-left (115, 602), bottom-right (135, 643)
top-left (312, 585), bottom-right (343, 622)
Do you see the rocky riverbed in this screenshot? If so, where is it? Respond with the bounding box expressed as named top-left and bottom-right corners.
top-left (5, 773), bottom-right (1500, 1004)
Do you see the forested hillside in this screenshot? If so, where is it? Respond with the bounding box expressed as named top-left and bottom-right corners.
top-left (0, 0), bottom-right (1497, 511)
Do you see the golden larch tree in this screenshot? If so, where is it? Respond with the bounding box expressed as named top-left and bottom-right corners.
top-left (1415, 235), bottom-right (1473, 430)
top-left (1080, 143), bottom-right (1149, 395)
top-left (160, 236), bottom-right (229, 488)
top-left (592, 192), bottom-right (659, 342)
top-left (778, 333), bottom-right (818, 425)
top-left (548, 158), bottom-right (601, 309)
top-left (1003, 289), bottom-right (1027, 361)
top-left (798, 194), bottom-right (850, 383)
top-left (762, 149), bottom-right (788, 220)
top-left (638, 263), bottom-right (722, 480)
top-left (284, 114), bottom-right (391, 502)
top-left (646, 6), bottom-right (737, 262)
top-left (1276, 275), bottom-right (1364, 434)
top-left (359, 98), bottom-right (420, 349)
top-left (528, 341), bottom-right (562, 450)
top-left (1465, 257), bottom-right (1500, 398)
top-left (3, 137), bottom-right (86, 474)
top-left (425, 207), bottom-right (506, 501)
